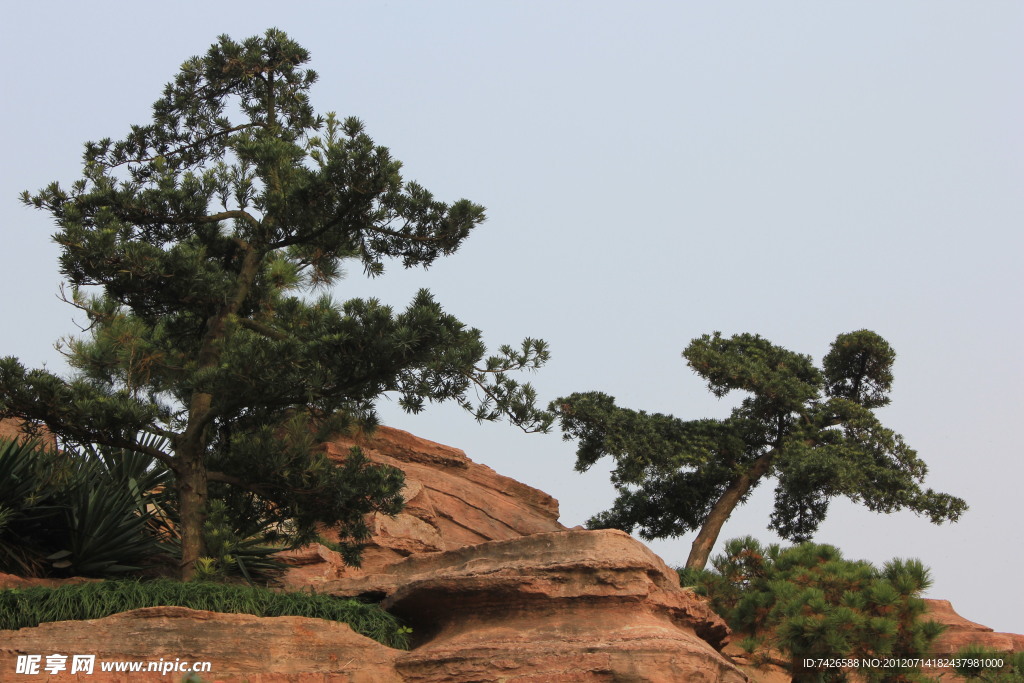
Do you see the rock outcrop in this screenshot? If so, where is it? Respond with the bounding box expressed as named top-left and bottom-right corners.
top-left (925, 599), bottom-right (1024, 654)
top-left (0, 531), bottom-right (746, 682)
top-left (0, 417), bottom-right (56, 449)
top-left (3, 423), bottom-right (1020, 681)
top-left (0, 606), bottom-right (402, 682)
top-left (278, 426), bottom-right (565, 590)
top-left (377, 529), bottom-right (744, 682)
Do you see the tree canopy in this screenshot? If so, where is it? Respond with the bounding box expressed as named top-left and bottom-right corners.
top-left (552, 330), bottom-right (966, 570)
top-left (1, 29), bottom-right (551, 579)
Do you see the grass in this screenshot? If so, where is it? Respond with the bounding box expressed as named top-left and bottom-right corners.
top-left (0, 578), bottom-right (411, 649)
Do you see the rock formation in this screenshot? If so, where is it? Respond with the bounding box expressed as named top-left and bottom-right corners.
top-left (0, 606), bottom-right (402, 682)
top-left (0, 416), bottom-right (56, 449)
top-left (2, 424), bottom-right (1021, 682)
top-left (277, 426), bottom-right (565, 590)
top-left (0, 532), bottom-right (746, 682)
top-left (925, 598), bottom-right (1024, 655)
top-left (379, 529), bottom-right (742, 682)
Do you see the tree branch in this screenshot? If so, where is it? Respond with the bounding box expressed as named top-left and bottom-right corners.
top-left (105, 123), bottom-right (265, 168)
top-left (237, 317), bottom-right (288, 341)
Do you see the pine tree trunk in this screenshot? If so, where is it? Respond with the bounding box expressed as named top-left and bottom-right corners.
top-left (685, 451), bottom-right (775, 570)
top-left (172, 248), bottom-right (261, 580)
top-left (175, 443), bottom-right (209, 581)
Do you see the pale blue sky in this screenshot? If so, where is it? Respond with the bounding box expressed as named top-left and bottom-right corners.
top-left (2, 1), bottom-right (1021, 632)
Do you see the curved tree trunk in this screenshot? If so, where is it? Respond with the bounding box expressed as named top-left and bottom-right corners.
top-left (685, 450), bottom-right (775, 570)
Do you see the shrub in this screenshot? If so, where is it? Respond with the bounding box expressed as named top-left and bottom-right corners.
top-left (953, 645), bottom-right (1024, 682)
top-left (0, 435), bottom-right (287, 581)
top-left (684, 537), bottom-right (944, 682)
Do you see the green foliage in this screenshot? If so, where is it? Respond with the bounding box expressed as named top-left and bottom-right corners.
top-left (2, 29), bottom-right (552, 577)
top-left (553, 330), bottom-right (966, 568)
top-left (0, 578), bottom-right (411, 649)
top-left (0, 437), bottom-right (63, 575)
top-left (192, 499), bottom-right (287, 582)
top-left (687, 537), bottom-right (944, 682)
top-left (953, 646), bottom-right (1024, 682)
top-left (0, 436), bottom-right (169, 577)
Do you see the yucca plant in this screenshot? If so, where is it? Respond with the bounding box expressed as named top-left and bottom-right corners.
top-left (0, 434), bottom-right (173, 577)
top-left (48, 434), bottom-right (172, 575)
top-left (0, 437), bottom-right (64, 575)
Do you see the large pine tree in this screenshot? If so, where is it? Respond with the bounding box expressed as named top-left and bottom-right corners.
top-left (552, 330), bottom-right (965, 570)
top-left (1, 30), bottom-right (551, 579)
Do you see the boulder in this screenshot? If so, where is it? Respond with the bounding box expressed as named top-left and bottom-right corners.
top-left (334, 528), bottom-right (745, 682)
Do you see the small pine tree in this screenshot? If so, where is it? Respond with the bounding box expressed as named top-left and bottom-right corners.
top-left (692, 537), bottom-right (944, 683)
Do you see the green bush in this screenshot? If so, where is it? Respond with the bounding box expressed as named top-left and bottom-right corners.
top-left (953, 645), bottom-right (1024, 682)
top-left (683, 537), bottom-right (944, 682)
top-left (0, 578), bottom-right (411, 649)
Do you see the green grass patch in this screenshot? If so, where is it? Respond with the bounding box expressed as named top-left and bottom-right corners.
top-left (0, 578), bottom-right (410, 649)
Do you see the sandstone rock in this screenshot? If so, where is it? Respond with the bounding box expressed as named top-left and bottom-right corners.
top-left (925, 599), bottom-right (1024, 655)
top-left (0, 416), bottom-right (56, 449)
top-left (279, 426), bottom-right (565, 589)
top-left (0, 529), bottom-right (749, 682)
top-left (0, 606), bottom-right (402, 682)
top-left (720, 637), bottom-right (791, 683)
top-left (335, 528), bottom-right (744, 682)
top-left (0, 572), bottom-right (98, 590)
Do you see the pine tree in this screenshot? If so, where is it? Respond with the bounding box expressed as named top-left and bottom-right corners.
top-left (1, 29), bottom-right (551, 579)
top-left (695, 537), bottom-right (945, 683)
top-left (552, 330), bottom-right (965, 570)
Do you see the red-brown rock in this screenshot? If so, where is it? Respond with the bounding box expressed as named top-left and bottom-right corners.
top-left (925, 599), bottom-right (1024, 654)
top-left (0, 573), bottom-right (98, 590)
top-left (0, 606), bottom-right (402, 682)
top-left (337, 529), bottom-right (744, 682)
top-left (0, 417), bottom-right (56, 449)
top-left (279, 426), bottom-right (565, 589)
top-left (1, 532), bottom-right (747, 682)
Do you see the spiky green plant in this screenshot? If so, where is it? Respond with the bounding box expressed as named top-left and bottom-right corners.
top-left (0, 434), bottom-right (173, 577)
top-left (0, 437), bottom-right (63, 575)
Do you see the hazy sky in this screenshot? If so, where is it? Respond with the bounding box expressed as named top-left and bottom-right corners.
top-left (2, 2), bottom-right (1021, 633)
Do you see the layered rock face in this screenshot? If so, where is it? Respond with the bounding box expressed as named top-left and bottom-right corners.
top-left (925, 599), bottom-right (1024, 655)
top-left (278, 426), bottom-right (565, 589)
top-left (0, 427), bottom-right (749, 681)
top-left (375, 529), bottom-right (744, 682)
top-left (0, 532), bottom-right (745, 682)
top-left (0, 606), bottom-right (403, 682)
top-left (320, 529), bottom-right (742, 680)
